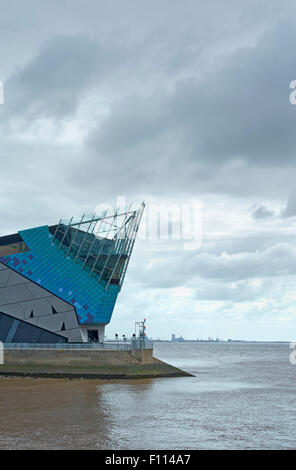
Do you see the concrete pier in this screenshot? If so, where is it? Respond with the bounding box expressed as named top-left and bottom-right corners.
top-left (0, 348), bottom-right (192, 380)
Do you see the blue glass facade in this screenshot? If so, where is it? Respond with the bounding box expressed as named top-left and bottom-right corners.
top-left (0, 204), bottom-right (144, 345)
top-left (0, 225), bottom-right (120, 325)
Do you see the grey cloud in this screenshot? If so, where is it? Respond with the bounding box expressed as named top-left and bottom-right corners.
top-left (281, 193), bottom-right (296, 217)
top-left (89, 95), bottom-right (168, 154)
top-left (195, 279), bottom-right (269, 302)
top-left (192, 243), bottom-right (296, 280)
top-left (1, 34), bottom-right (127, 122)
top-left (169, 22), bottom-right (296, 168)
top-left (0, 139), bottom-right (91, 235)
top-left (252, 205), bottom-right (275, 219)
top-left (70, 19), bottom-right (296, 200)
top-left (136, 242), bottom-right (296, 288)
top-left (2, 12), bottom-right (296, 201)
top-left (202, 231), bottom-right (295, 257)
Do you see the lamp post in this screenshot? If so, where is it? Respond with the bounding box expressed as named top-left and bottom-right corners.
top-left (135, 318), bottom-right (147, 349)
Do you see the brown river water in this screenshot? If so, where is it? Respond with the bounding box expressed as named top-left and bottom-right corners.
top-left (0, 342), bottom-right (295, 449)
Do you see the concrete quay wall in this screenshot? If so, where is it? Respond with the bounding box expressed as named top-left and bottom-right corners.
top-left (0, 347), bottom-right (192, 379)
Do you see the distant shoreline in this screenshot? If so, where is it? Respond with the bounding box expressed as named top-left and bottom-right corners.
top-left (151, 340), bottom-right (291, 343)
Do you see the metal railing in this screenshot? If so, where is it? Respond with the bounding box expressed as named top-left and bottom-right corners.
top-left (3, 340), bottom-right (153, 351)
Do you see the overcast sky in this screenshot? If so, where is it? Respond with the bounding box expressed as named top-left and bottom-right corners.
top-left (1, 0), bottom-right (296, 340)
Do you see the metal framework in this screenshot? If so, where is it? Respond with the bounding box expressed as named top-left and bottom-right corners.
top-left (51, 202), bottom-right (145, 290)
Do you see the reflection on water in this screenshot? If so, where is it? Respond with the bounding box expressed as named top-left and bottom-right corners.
top-left (0, 342), bottom-right (295, 449)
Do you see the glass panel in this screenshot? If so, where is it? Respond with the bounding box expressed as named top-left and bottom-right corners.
top-left (0, 241), bottom-right (30, 256)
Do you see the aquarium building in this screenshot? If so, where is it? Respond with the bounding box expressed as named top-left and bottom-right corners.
top-left (0, 204), bottom-right (144, 344)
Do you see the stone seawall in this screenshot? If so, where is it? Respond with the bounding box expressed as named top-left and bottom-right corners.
top-left (0, 348), bottom-right (192, 379)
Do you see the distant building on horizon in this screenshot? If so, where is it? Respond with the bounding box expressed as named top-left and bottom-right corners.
top-left (171, 334), bottom-right (185, 342)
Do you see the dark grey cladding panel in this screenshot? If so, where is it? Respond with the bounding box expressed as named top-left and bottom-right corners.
top-left (0, 285), bottom-right (34, 303)
top-left (0, 269), bottom-right (11, 287)
top-left (28, 312), bottom-right (65, 332)
top-left (7, 270), bottom-right (31, 286)
top-left (0, 262), bottom-right (7, 271)
top-left (0, 302), bottom-right (25, 320)
top-left (66, 328), bottom-right (84, 342)
top-left (0, 311), bottom-right (67, 343)
top-left (49, 296), bottom-right (75, 313)
top-left (0, 262), bottom-right (82, 342)
top-left (24, 312), bottom-right (82, 341)
top-left (0, 263), bottom-right (76, 316)
top-left (0, 268), bottom-right (29, 288)
top-left (20, 298), bottom-right (77, 321)
top-left (19, 300), bottom-right (41, 319)
top-left (25, 310), bottom-right (80, 339)
top-left (63, 310), bottom-right (79, 329)
top-left (0, 312), bottom-right (13, 340)
top-left (0, 292), bottom-right (7, 305)
top-left (27, 298), bottom-right (53, 316)
top-left (26, 283), bottom-right (53, 299)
